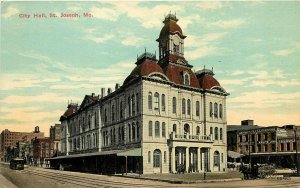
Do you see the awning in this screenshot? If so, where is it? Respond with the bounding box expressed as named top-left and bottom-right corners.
top-left (228, 151), bottom-right (244, 159)
top-left (49, 148), bottom-right (142, 160)
top-left (117, 148), bottom-right (142, 157)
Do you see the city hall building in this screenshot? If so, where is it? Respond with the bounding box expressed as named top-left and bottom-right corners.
top-left (54, 14), bottom-right (229, 174)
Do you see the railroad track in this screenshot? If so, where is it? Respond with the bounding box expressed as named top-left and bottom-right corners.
top-left (18, 167), bottom-right (172, 188)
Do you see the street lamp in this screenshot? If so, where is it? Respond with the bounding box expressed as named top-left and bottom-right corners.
top-left (294, 127), bottom-right (299, 176)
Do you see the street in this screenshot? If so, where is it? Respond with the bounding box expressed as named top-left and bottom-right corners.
top-left (1, 164), bottom-right (300, 188)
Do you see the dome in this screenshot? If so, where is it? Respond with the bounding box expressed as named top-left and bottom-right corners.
top-left (123, 61), bottom-right (164, 85)
top-left (159, 21), bottom-right (183, 37)
top-left (158, 14), bottom-right (186, 39)
top-left (197, 74), bottom-right (220, 90)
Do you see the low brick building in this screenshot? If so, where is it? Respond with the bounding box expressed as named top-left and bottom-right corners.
top-left (32, 137), bottom-right (59, 166)
top-left (227, 120), bottom-right (300, 167)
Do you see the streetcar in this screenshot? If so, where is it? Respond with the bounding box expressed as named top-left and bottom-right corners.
top-left (10, 158), bottom-right (25, 170)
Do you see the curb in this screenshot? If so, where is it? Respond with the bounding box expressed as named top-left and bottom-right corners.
top-left (111, 174), bottom-right (243, 184)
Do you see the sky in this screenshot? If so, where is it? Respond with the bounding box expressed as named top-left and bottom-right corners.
top-left (1, 1), bottom-right (300, 136)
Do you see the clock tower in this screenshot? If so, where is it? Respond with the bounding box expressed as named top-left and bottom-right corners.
top-left (156, 13), bottom-right (187, 60)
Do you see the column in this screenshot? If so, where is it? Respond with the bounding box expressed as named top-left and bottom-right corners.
top-left (185, 147), bottom-right (189, 173)
top-left (208, 148), bottom-right (211, 172)
top-left (171, 147), bottom-right (176, 173)
top-left (197, 147), bottom-right (200, 172)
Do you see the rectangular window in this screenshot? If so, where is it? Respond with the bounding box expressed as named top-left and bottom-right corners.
top-left (196, 101), bottom-right (200, 116)
top-left (287, 143), bottom-right (291, 151)
top-left (164, 151), bottom-right (167, 163)
top-left (162, 123), bottom-right (166, 137)
top-left (172, 97), bottom-right (176, 114)
top-left (148, 151), bottom-right (151, 163)
top-left (149, 121), bottom-right (153, 137)
top-left (155, 121), bottom-right (160, 138)
top-left (162, 94), bottom-right (166, 111)
top-left (281, 143), bottom-right (284, 151)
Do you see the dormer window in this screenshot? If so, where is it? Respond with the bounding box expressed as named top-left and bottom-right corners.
top-left (183, 72), bottom-right (190, 86)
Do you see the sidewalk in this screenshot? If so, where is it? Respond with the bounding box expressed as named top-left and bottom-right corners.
top-left (112, 171), bottom-right (243, 184)
top-left (0, 174), bottom-right (18, 188)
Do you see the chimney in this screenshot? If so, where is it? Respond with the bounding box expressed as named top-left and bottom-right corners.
top-left (115, 83), bottom-right (120, 90)
top-left (107, 88), bottom-right (112, 95)
top-left (101, 88), bottom-right (106, 98)
top-left (91, 93), bottom-right (95, 97)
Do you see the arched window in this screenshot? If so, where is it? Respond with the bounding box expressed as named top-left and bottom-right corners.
top-left (209, 102), bottom-right (213, 117)
top-left (149, 121), bottom-right (153, 137)
top-left (104, 109), bottom-right (107, 122)
top-left (220, 128), bottom-right (223, 140)
top-left (132, 95), bottom-right (135, 115)
top-left (136, 122), bottom-right (140, 140)
top-left (136, 93), bottom-right (139, 113)
top-left (184, 73), bottom-right (190, 86)
top-left (128, 97), bottom-right (131, 117)
top-left (155, 121), bottom-right (160, 138)
top-left (173, 124), bottom-right (177, 133)
top-left (196, 101), bottom-right (200, 116)
top-left (132, 123), bottom-right (135, 141)
top-left (187, 99), bottom-right (191, 115)
top-left (215, 127), bottom-right (218, 140)
top-left (219, 104), bottom-right (223, 118)
top-left (148, 151), bottom-right (151, 163)
top-left (112, 105), bottom-right (115, 121)
top-left (214, 151), bottom-right (220, 167)
top-left (154, 92), bottom-right (160, 111)
top-left (128, 124), bottom-right (131, 142)
top-left (162, 94), bottom-right (166, 111)
top-left (196, 126), bottom-right (200, 135)
top-left (214, 103), bottom-right (218, 118)
top-left (162, 122), bottom-right (166, 138)
top-left (122, 126), bottom-right (125, 142)
top-left (172, 97), bottom-right (176, 113)
top-left (153, 149), bottom-right (161, 168)
top-left (182, 98), bottom-right (186, 114)
top-left (184, 124), bottom-right (190, 134)
top-left (148, 92), bottom-right (152, 110)
top-left (120, 101), bottom-right (123, 119)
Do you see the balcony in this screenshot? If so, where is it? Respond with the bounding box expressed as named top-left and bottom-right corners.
top-left (169, 132), bottom-right (213, 143)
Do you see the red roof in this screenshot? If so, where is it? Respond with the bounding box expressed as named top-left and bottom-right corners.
top-left (159, 20), bottom-right (184, 37)
top-left (198, 74), bottom-right (220, 90)
top-left (124, 61), bottom-right (164, 84)
top-left (63, 105), bottom-right (77, 117)
top-left (163, 64), bottom-right (200, 88)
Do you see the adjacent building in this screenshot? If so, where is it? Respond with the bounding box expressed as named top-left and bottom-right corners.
top-left (227, 120), bottom-right (300, 167)
top-left (0, 126), bottom-right (44, 162)
top-left (50, 124), bottom-right (61, 140)
top-left (56, 14), bottom-right (229, 174)
top-left (32, 137), bottom-right (60, 166)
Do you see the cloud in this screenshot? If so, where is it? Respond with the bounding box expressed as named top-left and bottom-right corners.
top-left (3, 7), bottom-right (19, 18)
top-left (121, 33), bottom-right (146, 46)
top-left (229, 91), bottom-right (300, 109)
top-left (0, 73), bottom-right (60, 91)
top-left (85, 34), bottom-right (114, 43)
top-left (196, 2), bottom-right (223, 10)
top-left (211, 19), bottom-right (244, 29)
top-left (0, 93), bottom-right (81, 104)
top-left (271, 49), bottom-right (294, 57)
top-left (90, 6), bottom-right (120, 21)
top-left (185, 32), bottom-right (228, 60)
top-left (271, 42), bottom-right (300, 57)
